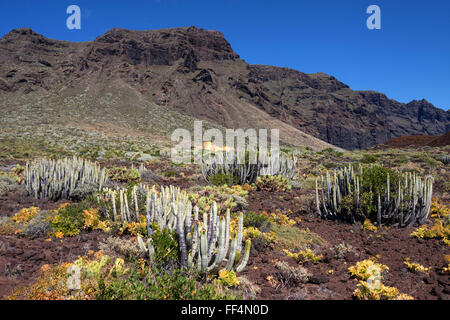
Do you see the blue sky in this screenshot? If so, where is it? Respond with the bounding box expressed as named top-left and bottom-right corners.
top-left (1, 0), bottom-right (449, 110)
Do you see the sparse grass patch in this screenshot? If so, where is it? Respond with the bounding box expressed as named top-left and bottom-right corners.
top-left (271, 224), bottom-right (323, 251)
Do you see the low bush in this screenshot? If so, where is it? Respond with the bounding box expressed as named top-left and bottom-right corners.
top-left (243, 211), bottom-right (269, 229)
top-left (254, 175), bottom-right (291, 192)
top-left (273, 261), bottom-right (310, 287)
top-left (208, 172), bottom-right (240, 187)
top-left (99, 236), bottom-right (144, 261)
top-left (107, 166), bottom-right (141, 184)
top-left (0, 176), bottom-right (19, 196)
top-left (271, 224), bottom-right (323, 251)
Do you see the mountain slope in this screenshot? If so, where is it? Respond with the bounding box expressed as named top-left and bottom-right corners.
top-left (0, 27), bottom-right (448, 151)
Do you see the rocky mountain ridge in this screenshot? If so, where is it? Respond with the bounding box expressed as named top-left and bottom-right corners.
top-left (0, 27), bottom-right (448, 150)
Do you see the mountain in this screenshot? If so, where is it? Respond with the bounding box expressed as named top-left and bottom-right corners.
top-left (0, 27), bottom-right (448, 152)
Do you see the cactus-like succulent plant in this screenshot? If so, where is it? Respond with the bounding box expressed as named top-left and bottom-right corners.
top-left (101, 184), bottom-right (251, 273)
top-left (442, 155), bottom-right (449, 165)
top-left (315, 164), bottom-right (433, 227)
top-left (201, 150), bottom-right (296, 185)
top-left (24, 157), bottom-right (107, 200)
top-left (138, 205), bottom-right (251, 273)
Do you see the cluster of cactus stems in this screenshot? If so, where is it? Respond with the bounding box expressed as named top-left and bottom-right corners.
top-left (442, 155), bottom-right (449, 165)
top-left (201, 149), bottom-right (297, 184)
top-left (24, 157), bottom-right (107, 200)
top-left (315, 164), bottom-right (434, 227)
top-left (101, 184), bottom-right (251, 273)
top-left (101, 184), bottom-right (185, 225)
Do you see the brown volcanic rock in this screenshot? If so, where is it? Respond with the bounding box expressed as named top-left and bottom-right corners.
top-left (374, 131), bottom-right (449, 149)
top-left (87, 27), bottom-right (239, 67)
top-left (375, 135), bottom-right (440, 149)
top-left (428, 131), bottom-right (450, 147)
top-left (0, 27), bottom-right (448, 150)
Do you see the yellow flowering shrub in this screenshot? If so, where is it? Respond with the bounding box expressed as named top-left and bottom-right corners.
top-left (12, 207), bottom-right (39, 223)
top-left (119, 215), bottom-right (147, 236)
top-left (403, 258), bottom-right (431, 273)
top-left (349, 257), bottom-right (413, 300)
top-left (283, 248), bottom-right (322, 264)
top-left (354, 280), bottom-right (414, 300)
top-left (261, 231), bottom-right (277, 245)
top-left (82, 209), bottom-right (110, 232)
top-left (217, 269), bottom-right (239, 287)
top-left (49, 204), bottom-right (112, 238)
top-left (7, 250), bottom-right (236, 300)
top-left (283, 249), bottom-right (300, 261)
top-left (411, 200), bottom-right (449, 246)
top-left (261, 210), bottom-right (296, 226)
top-left (443, 255), bottom-right (450, 273)
top-left (7, 263), bottom-right (71, 300)
top-left (348, 257), bottom-right (388, 280)
top-left (299, 248), bottom-right (323, 264)
top-left (189, 184), bottom-right (250, 213)
top-left (243, 226), bottom-right (262, 239)
top-left (363, 219), bottom-right (378, 232)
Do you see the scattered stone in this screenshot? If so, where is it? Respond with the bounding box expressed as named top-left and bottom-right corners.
top-left (309, 275), bottom-right (329, 284)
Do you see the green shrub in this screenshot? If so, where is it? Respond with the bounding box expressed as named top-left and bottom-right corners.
top-left (49, 203), bottom-right (89, 237)
top-left (69, 182), bottom-right (99, 201)
top-left (208, 172), bottom-right (240, 187)
top-left (0, 176), bottom-right (18, 196)
top-left (149, 224), bottom-right (180, 268)
top-left (163, 170), bottom-right (178, 178)
top-left (255, 175), bottom-right (291, 192)
top-left (9, 251), bottom-right (239, 300)
top-left (360, 165), bottom-right (400, 196)
top-left (243, 211), bottom-right (269, 229)
top-left (360, 154), bottom-right (378, 164)
top-left (107, 166), bottom-right (141, 184)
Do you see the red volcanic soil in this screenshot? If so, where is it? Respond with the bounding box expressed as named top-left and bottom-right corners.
top-left (376, 132), bottom-right (450, 149)
top-left (428, 131), bottom-right (450, 147)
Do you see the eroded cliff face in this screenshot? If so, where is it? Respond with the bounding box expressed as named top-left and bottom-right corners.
top-left (0, 27), bottom-right (448, 149)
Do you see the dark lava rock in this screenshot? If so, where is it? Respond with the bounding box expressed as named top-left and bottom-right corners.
top-left (309, 275), bottom-right (329, 284)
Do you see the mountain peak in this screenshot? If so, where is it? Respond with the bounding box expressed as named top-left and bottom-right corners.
top-left (91, 26), bottom-right (239, 64)
top-left (1, 28), bottom-right (43, 40)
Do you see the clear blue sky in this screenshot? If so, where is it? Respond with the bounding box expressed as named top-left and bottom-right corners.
top-left (1, 0), bottom-right (449, 110)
